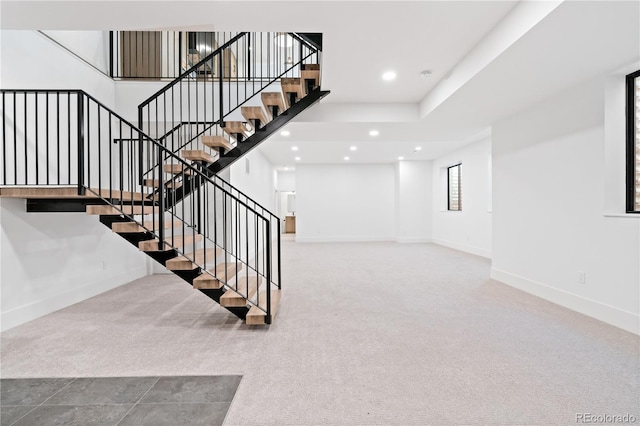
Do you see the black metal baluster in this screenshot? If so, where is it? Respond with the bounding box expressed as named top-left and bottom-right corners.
top-left (138, 106), bottom-right (144, 186)
top-left (35, 93), bottom-right (39, 183)
top-left (277, 216), bottom-right (282, 289)
top-left (178, 32), bottom-right (182, 78)
top-left (157, 146), bottom-right (165, 251)
top-left (218, 49), bottom-right (224, 126)
top-left (109, 31), bottom-right (114, 77)
top-left (235, 199), bottom-right (239, 292)
top-left (1, 91), bottom-right (5, 184)
top-left (56, 92), bottom-right (60, 184)
top-left (171, 85), bottom-right (175, 154)
top-left (109, 111), bottom-right (113, 200)
top-left (67, 93), bottom-right (71, 184)
top-left (87, 96), bottom-right (91, 189)
top-left (45, 94), bottom-right (50, 184)
top-left (77, 93), bottom-right (85, 195)
top-left (97, 103), bottom-right (101, 191)
top-left (163, 93), bottom-right (167, 154)
top-left (265, 220), bottom-right (272, 323)
top-left (223, 192), bottom-right (228, 268)
top-left (24, 92), bottom-right (27, 184)
top-left (146, 104), bottom-right (151, 177)
top-left (11, 92), bottom-right (16, 184)
top-left (119, 120), bottom-right (123, 196)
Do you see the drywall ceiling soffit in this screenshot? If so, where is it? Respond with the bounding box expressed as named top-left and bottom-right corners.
top-left (1, 1), bottom-right (518, 104)
top-left (419, 0), bottom-right (640, 134)
top-left (261, 1), bottom-right (640, 166)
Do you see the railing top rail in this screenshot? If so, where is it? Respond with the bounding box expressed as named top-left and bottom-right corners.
top-left (138, 32), bottom-right (247, 109)
top-left (1, 89), bottom-right (83, 94)
top-left (2, 88), bottom-right (276, 221)
top-left (287, 32), bottom-right (315, 52)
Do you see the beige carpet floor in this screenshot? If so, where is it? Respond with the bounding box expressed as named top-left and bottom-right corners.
top-left (1, 239), bottom-right (639, 425)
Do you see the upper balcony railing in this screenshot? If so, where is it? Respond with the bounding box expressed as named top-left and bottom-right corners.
top-left (110, 31), bottom-right (320, 81)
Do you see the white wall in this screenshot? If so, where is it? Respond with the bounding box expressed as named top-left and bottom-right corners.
top-left (395, 161), bottom-right (432, 243)
top-left (296, 164), bottom-right (396, 242)
top-left (491, 76), bottom-right (640, 334)
top-left (229, 148), bottom-right (276, 213)
top-left (41, 31), bottom-right (110, 75)
top-left (276, 171), bottom-right (296, 192)
top-left (0, 30), bottom-right (149, 331)
top-left (0, 199), bottom-right (148, 331)
top-left (1, 31), bottom-right (115, 106)
top-left (431, 137), bottom-right (492, 258)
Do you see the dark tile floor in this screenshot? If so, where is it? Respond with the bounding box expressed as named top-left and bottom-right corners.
top-left (0, 376), bottom-right (241, 426)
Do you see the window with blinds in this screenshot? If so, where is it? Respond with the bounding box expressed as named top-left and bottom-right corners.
top-left (627, 70), bottom-right (640, 213)
top-left (448, 164), bottom-right (462, 211)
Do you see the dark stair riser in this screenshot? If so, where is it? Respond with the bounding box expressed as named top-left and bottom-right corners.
top-left (166, 88), bottom-right (330, 208)
top-left (97, 218), bottom-right (249, 321)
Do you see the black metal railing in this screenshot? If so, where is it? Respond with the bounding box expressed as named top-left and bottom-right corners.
top-left (110, 31), bottom-right (242, 80)
top-left (138, 32), bottom-right (320, 175)
top-left (0, 89), bottom-right (280, 322)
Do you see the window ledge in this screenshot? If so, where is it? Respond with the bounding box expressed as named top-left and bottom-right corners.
top-left (603, 213), bottom-right (640, 218)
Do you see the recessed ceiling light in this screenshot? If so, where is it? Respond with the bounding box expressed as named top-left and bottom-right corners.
top-left (369, 130), bottom-right (379, 137)
top-left (350, 146), bottom-right (357, 151)
top-left (414, 146), bottom-right (422, 152)
top-left (398, 156), bottom-right (404, 160)
top-left (295, 157), bottom-right (301, 161)
top-left (281, 130), bottom-right (290, 136)
top-left (419, 70), bottom-right (433, 78)
top-left (284, 167), bottom-right (289, 171)
top-left (382, 71), bottom-right (396, 81)
top-left (344, 156), bottom-right (350, 161)
top-left (291, 146), bottom-right (298, 151)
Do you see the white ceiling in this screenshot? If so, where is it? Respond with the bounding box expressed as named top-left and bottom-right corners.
top-left (2, 1), bottom-right (639, 169)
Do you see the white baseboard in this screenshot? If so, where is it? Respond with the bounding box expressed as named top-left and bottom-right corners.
top-left (395, 237), bottom-right (432, 244)
top-left (1, 267), bottom-right (147, 332)
top-left (295, 235), bottom-right (395, 243)
top-left (491, 268), bottom-right (640, 335)
top-left (433, 238), bottom-right (491, 259)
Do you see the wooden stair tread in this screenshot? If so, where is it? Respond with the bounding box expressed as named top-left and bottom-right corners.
top-left (163, 164), bottom-right (193, 175)
top-left (165, 247), bottom-right (222, 270)
top-left (302, 64), bottom-right (320, 71)
top-left (142, 179), bottom-right (181, 189)
top-left (86, 204), bottom-right (152, 215)
top-left (241, 106), bottom-right (270, 128)
top-left (301, 69), bottom-right (320, 88)
top-left (222, 121), bottom-right (250, 138)
top-left (139, 233), bottom-right (203, 252)
top-left (281, 78), bottom-right (305, 108)
top-left (181, 150), bottom-right (215, 163)
top-left (219, 275), bottom-right (262, 307)
top-left (246, 289), bottom-right (282, 325)
top-left (261, 92), bottom-right (285, 118)
top-left (0, 187), bottom-right (149, 201)
top-left (201, 136), bottom-right (233, 151)
top-left (112, 219), bottom-right (183, 233)
top-left (193, 262), bottom-right (243, 290)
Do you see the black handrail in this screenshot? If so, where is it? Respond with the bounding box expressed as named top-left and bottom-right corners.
top-left (1, 88), bottom-right (280, 321)
top-left (111, 31), bottom-right (242, 81)
top-left (138, 32), bottom-right (247, 109)
top-left (138, 31), bottom-right (320, 187)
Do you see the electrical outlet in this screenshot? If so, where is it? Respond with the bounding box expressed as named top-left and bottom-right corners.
top-left (577, 271), bottom-right (586, 284)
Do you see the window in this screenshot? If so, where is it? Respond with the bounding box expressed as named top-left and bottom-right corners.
top-left (448, 163), bottom-right (462, 211)
top-left (626, 70), bottom-right (640, 213)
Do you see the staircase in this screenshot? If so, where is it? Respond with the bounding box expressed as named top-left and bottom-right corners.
top-left (0, 32), bottom-right (329, 325)
top-left (138, 32), bottom-right (329, 181)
